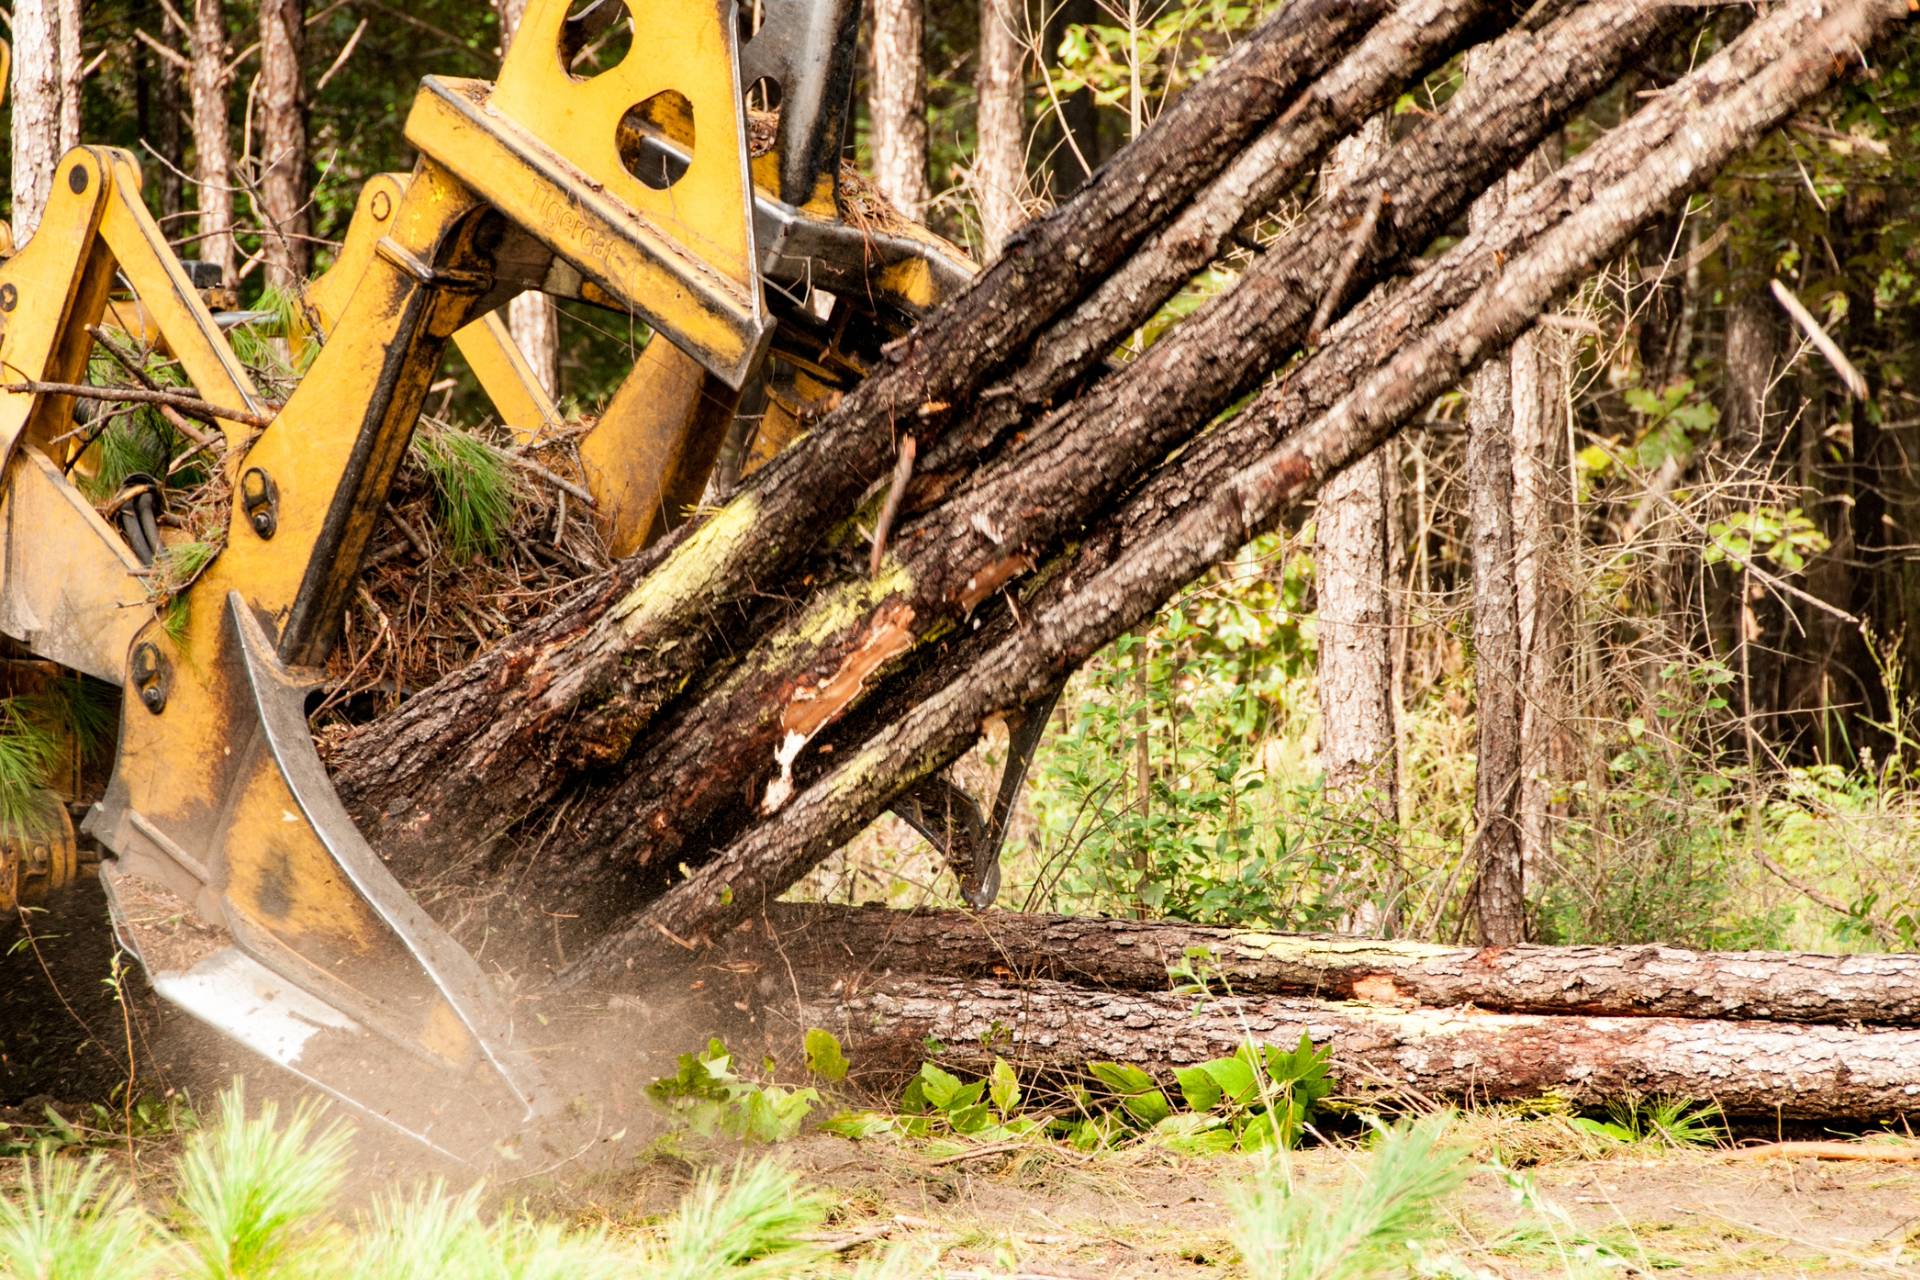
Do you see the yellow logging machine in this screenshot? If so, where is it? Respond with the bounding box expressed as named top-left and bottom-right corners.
top-left (0, 0), bottom-right (999, 1157)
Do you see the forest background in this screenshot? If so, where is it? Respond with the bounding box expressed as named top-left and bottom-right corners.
top-left (6, 0), bottom-right (1920, 955)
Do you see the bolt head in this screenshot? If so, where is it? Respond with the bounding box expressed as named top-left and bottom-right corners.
top-left (370, 190), bottom-right (392, 220)
top-left (140, 687), bottom-right (164, 713)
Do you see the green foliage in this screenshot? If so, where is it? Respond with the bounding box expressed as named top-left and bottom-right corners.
top-left (1569, 1097), bottom-right (1725, 1150)
top-left (0, 1153), bottom-right (162, 1280)
top-left (824, 1036), bottom-right (1331, 1157)
top-left (1025, 538), bottom-right (1395, 928)
top-left (0, 698), bottom-right (69, 834)
top-left (172, 1084), bottom-right (353, 1280)
top-left (646, 1038), bottom-right (822, 1143)
top-left (1704, 506), bottom-right (1829, 574)
top-left (1228, 1114), bottom-right (1471, 1280)
top-left (357, 1182), bottom-right (645, 1280)
top-left (634, 1159), bottom-right (828, 1280)
top-left (409, 424), bottom-right (519, 560)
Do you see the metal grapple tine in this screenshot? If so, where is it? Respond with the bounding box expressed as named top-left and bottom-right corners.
top-left (893, 688), bottom-right (1062, 909)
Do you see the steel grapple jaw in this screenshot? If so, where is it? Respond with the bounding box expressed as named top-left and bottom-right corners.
top-left (89, 595), bottom-right (548, 1159)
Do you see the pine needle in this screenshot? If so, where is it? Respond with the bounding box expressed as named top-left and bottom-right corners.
top-left (0, 1153), bottom-right (161, 1280)
top-left (1229, 1114), bottom-right (1471, 1280)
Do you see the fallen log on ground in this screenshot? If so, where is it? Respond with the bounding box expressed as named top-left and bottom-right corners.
top-left (788, 973), bottom-right (1920, 1121)
top-left (743, 904), bottom-right (1920, 1026)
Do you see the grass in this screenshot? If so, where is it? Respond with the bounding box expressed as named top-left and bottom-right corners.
top-left (0, 698), bottom-right (68, 835)
top-left (3, 1083), bottom-right (1909, 1277)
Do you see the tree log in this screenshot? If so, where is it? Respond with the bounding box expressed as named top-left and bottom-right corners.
top-left (328, 0), bottom-right (1415, 876)
top-left (571, 0), bottom-right (1905, 966)
top-left (793, 974), bottom-right (1920, 1120)
top-left (744, 904), bottom-right (1920, 1026)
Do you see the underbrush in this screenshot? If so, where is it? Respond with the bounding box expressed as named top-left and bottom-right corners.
top-left (804, 527), bottom-right (1920, 956)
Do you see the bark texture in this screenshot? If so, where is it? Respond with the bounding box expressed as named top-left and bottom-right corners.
top-left (592, 0), bottom-right (1900, 955)
top-left (748, 903), bottom-right (1920, 1025)
top-left (1315, 118), bottom-right (1399, 848)
top-left (57, 0), bottom-right (82, 154)
top-left (796, 973), bottom-right (1920, 1120)
top-left (10, 0), bottom-right (62, 242)
top-left (869, 0), bottom-right (930, 219)
top-left (974, 0), bottom-right (1029, 255)
top-left (258, 0), bottom-right (310, 290)
top-left (1465, 124), bottom-right (1528, 945)
top-left (191, 0), bottom-right (237, 281)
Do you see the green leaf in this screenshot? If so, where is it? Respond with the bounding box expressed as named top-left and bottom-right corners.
top-left (1200, 1055), bottom-right (1258, 1107)
top-left (1173, 1064), bottom-right (1224, 1113)
top-left (989, 1058), bottom-right (1021, 1118)
top-left (803, 1029), bottom-right (849, 1083)
top-left (913, 1064), bottom-right (966, 1111)
top-left (819, 1110), bottom-right (896, 1140)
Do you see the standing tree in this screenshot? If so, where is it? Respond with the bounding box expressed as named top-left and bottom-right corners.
top-left (191, 0), bottom-right (237, 281)
top-left (868, 0), bottom-right (931, 219)
top-left (1313, 117), bottom-right (1400, 930)
top-left (10, 0), bottom-right (63, 241)
top-left (1465, 149), bottom-right (1529, 944)
top-left (258, 0), bottom-right (310, 290)
top-left (974, 0), bottom-right (1029, 254)
top-left (57, 0), bottom-right (82, 154)
top-left (491, 0), bottom-right (560, 393)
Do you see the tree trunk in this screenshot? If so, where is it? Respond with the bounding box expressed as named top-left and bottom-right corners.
top-left (1313, 117), bottom-right (1398, 932)
top-left (1465, 107), bottom-right (1528, 945)
top-left (258, 0), bottom-right (310, 290)
top-left (332, 0), bottom-right (1439, 880)
top-left (1509, 214), bottom-right (1569, 895)
top-left (974, 0), bottom-right (1029, 255)
top-left (493, 0), bottom-right (561, 394)
top-left (191, 0), bottom-right (237, 282)
top-left (745, 903), bottom-right (1920, 1025)
top-left (869, 0), bottom-right (930, 220)
top-left (10, 0), bottom-right (62, 243)
top-left (57, 0), bottom-right (82, 155)
top-left (794, 973), bottom-right (1920, 1120)
top-left (576, 0), bottom-right (1893, 959)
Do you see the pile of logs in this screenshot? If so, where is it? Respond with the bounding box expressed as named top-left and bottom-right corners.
top-left (741, 905), bottom-right (1920, 1120)
top-left (324, 0), bottom-right (1909, 974)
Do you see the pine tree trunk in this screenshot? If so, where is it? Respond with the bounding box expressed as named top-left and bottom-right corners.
top-left (1465, 106), bottom-right (1528, 945)
top-left (191, 0), bottom-right (236, 282)
top-left (258, 0), bottom-right (309, 290)
top-left (493, 0), bottom-right (561, 393)
top-left (746, 902), bottom-right (1920, 1025)
top-left (9, 0), bottom-right (62, 243)
top-left (1509, 196), bottom-right (1569, 892)
top-left (869, 0), bottom-right (930, 220)
top-left (794, 972), bottom-right (1920, 1120)
top-left (56, 0), bottom-right (82, 154)
top-left (974, 0), bottom-right (1029, 255)
top-left (1312, 117), bottom-right (1398, 932)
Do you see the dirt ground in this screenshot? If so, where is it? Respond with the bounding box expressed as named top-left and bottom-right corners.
top-left (548, 1132), bottom-right (1920, 1277)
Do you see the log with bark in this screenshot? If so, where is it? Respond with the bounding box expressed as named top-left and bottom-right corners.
top-left (742, 903), bottom-right (1920, 1026)
top-left (308, 0), bottom-right (1912, 1022)
top-left (796, 974), bottom-right (1920, 1121)
top-left (716, 906), bottom-right (1920, 1119)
